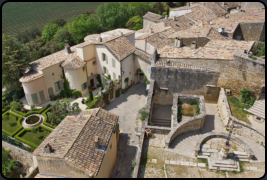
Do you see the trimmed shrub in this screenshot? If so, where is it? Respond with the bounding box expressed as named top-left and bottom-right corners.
top-left (11, 104), bottom-right (50, 117)
top-left (115, 88), bottom-right (121, 98)
top-left (2, 105), bottom-right (10, 114)
top-left (42, 107), bottom-right (56, 128)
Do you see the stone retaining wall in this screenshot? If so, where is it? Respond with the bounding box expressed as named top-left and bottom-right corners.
top-left (133, 80), bottom-right (155, 178)
top-left (2, 141), bottom-right (35, 168)
top-left (194, 132), bottom-right (254, 160)
top-left (217, 88), bottom-right (265, 145)
top-left (165, 94), bottom-right (206, 148)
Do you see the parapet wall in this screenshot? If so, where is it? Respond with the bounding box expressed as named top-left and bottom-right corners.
top-left (167, 51), bottom-right (265, 98)
top-left (165, 94), bottom-right (206, 148)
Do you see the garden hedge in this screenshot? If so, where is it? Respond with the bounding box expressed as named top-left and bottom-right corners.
top-left (15, 125), bottom-right (52, 148)
top-left (11, 104), bottom-right (50, 117)
top-left (42, 107), bottom-right (56, 129)
top-left (2, 111), bottom-right (24, 137)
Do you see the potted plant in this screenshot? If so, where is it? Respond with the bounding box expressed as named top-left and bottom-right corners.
top-left (81, 98), bottom-right (85, 104)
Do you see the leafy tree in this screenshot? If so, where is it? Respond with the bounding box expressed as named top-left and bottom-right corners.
top-left (175, 2), bottom-right (186, 7)
top-left (150, 2), bottom-right (157, 8)
top-left (2, 34), bottom-right (31, 91)
top-left (240, 88), bottom-right (252, 104)
top-left (2, 148), bottom-right (17, 177)
top-left (88, 88), bottom-right (94, 102)
top-left (166, 2), bottom-right (175, 7)
top-left (15, 27), bottom-right (42, 44)
top-left (25, 35), bottom-right (46, 61)
top-left (252, 42), bottom-right (265, 57)
top-left (50, 18), bottom-right (67, 27)
top-left (43, 41), bottom-right (60, 55)
top-left (47, 112), bottom-right (57, 124)
top-left (155, 2), bottom-right (164, 14)
top-left (126, 15), bottom-right (143, 30)
top-left (53, 28), bottom-right (74, 50)
top-left (166, 5), bottom-right (170, 16)
top-left (65, 14), bottom-right (98, 44)
top-left (41, 23), bottom-right (61, 42)
top-left (83, 10), bottom-right (96, 16)
top-left (128, 2), bottom-right (159, 16)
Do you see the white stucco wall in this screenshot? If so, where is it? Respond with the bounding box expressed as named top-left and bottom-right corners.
top-left (64, 67), bottom-right (88, 96)
top-left (95, 45), bottom-right (121, 86)
top-left (135, 40), bottom-right (146, 51)
top-left (76, 44), bottom-right (96, 61)
top-left (169, 9), bottom-right (192, 17)
top-left (121, 54), bottom-right (134, 89)
top-left (22, 76), bottom-right (49, 105)
top-left (126, 33), bottom-right (135, 46)
top-left (42, 63), bottom-right (64, 98)
top-left (145, 42), bottom-right (156, 55)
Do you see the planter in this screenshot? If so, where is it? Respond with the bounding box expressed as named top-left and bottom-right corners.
top-left (145, 129), bottom-right (151, 138)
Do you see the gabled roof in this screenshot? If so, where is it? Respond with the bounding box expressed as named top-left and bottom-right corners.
top-left (143, 11), bottom-right (163, 21)
top-left (206, 27), bottom-right (232, 40)
top-left (104, 36), bottom-right (136, 61)
top-left (134, 48), bottom-right (152, 62)
top-left (185, 5), bottom-right (216, 24)
top-left (101, 28), bottom-right (135, 36)
top-left (145, 32), bottom-right (169, 50)
top-left (168, 15), bottom-right (195, 31)
top-left (33, 108), bottom-right (119, 176)
top-left (224, 2), bottom-right (242, 9)
top-left (200, 2), bottom-right (227, 16)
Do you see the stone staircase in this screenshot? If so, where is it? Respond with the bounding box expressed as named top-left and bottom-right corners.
top-left (245, 93), bottom-right (265, 119)
top-left (151, 119), bottom-right (171, 127)
top-left (167, 130), bottom-right (202, 157)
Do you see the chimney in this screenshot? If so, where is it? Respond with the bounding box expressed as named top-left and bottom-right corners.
top-left (95, 136), bottom-right (99, 149)
top-left (44, 143), bottom-right (52, 153)
top-left (186, 2), bottom-right (190, 7)
top-left (119, 31), bottom-right (123, 36)
top-left (190, 41), bottom-right (197, 50)
top-left (64, 43), bottom-right (71, 54)
top-left (221, 27), bottom-right (225, 33)
top-left (175, 37), bottom-right (182, 47)
top-left (97, 37), bottom-right (102, 42)
top-left (165, 15), bottom-right (168, 19)
top-left (236, 6), bottom-right (240, 10)
top-left (164, 21), bottom-right (167, 27)
top-left (172, 16), bottom-right (176, 21)
top-left (149, 28), bottom-right (153, 34)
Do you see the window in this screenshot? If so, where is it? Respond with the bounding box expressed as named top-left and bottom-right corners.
top-left (146, 44), bottom-right (150, 50)
top-left (93, 61), bottom-right (96, 65)
top-left (175, 12), bottom-right (178, 16)
top-left (39, 90), bottom-right (45, 102)
top-left (103, 66), bottom-right (107, 74)
top-left (31, 93), bottom-right (39, 105)
top-left (54, 80), bottom-right (64, 92)
top-left (102, 53), bottom-right (107, 61)
top-left (113, 73), bottom-right (116, 80)
top-left (129, 72), bottom-right (131, 75)
top-left (52, 73), bottom-right (54, 76)
top-left (81, 82), bottom-right (87, 91)
top-left (91, 73), bottom-right (93, 75)
top-left (83, 66), bottom-right (85, 71)
top-left (112, 59), bottom-right (116, 68)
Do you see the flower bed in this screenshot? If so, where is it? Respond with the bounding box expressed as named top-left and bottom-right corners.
top-left (2, 111), bottom-right (24, 137)
top-left (15, 125), bottom-right (52, 148)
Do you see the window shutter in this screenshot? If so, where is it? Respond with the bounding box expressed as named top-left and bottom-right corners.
top-left (59, 80), bottom-right (64, 90)
top-left (112, 59), bottom-right (116, 68)
top-left (106, 54), bottom-right (108, 64)
top-left (31, 93), bottom-right (39, 105)
top-left (106, 68), bottom-right (109, 74)
top-left (25, 93), bottom-right (31, 104)
top-left (113, 73), bottom-right (116, 80)
top-left (54, 82), bottom-right (59, 92)
top-left (39, 90), bottom-right (46, 102)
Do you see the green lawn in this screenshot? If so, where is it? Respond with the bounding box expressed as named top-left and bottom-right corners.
top-left (2, 2), bottom-right (105, 36)
top-left (2, 113), bottom-right (21, 135)
top-left (18, 126), bottom-right (51, 146)
top-left (227, 96), bottom-right (252, 124)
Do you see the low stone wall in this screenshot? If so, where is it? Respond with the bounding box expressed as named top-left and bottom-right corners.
top-left (2, 141), bottom-right (35, 168)
top-left (194, 132), bottom-right (254, 160)
top-left (217, 87), bottom-right (231, 126)
top-left (165, 94), bottom-right (206, 148)
top-left (133, 80), bottom-right (155, 178)
top-left (145, 125), bottom-right (171, 135)
top-left (217, 88), bottom-right (265, 145)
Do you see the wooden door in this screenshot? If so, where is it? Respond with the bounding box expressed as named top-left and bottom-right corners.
top-left (90, 79), bottom-right (94, 87)
top-left (110, 89), bottom-right (114, 100)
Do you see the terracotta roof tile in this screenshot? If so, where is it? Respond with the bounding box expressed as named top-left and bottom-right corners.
top-left (61, 56), bottom-right (86, 70)
top-left (105, 36), bottom-right (135, 61)
top-left (134, 48), bottom-right (152, 61)
top-left (101, 28), bottom-right (135, 36)
top-left (19, 70), bottom-right (44, 83)
top-left (84, 34), bottom-right (101, 42)
top-left (185, 5), bottom-right (216, 24)
top-left (143, 11), bottom-right (163, 21)
top-left (224, 2), bottom-right (242, 9)
top-left (145, 32), bottom-right (169, 50)
top-left (168, 15), bottom-right (195, 31)
top-left (200, 2), bottom-right (227, 16)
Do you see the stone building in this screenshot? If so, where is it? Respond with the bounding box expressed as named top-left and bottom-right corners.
top-left (33, 108), bottom-right (119, 178)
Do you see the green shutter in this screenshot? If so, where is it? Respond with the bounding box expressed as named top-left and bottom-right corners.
top-left (25, 93), bottom-right (30, 104)
top-left (106, 54), bottom-right (108, 64)
top-left (54, 82), bottom-right (59, 92)
top-left (31, 93), bottom-right (39, 105)
top-left (112, 59), bottom-right (116, 68)
top-left (39, 90), bottom-right (45, 102)
top-left (113, 73), bottom-right (116, 80)
top-left (59, 80), bottom-right (64, 90)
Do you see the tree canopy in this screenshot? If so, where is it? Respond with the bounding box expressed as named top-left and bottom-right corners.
top-left (15, 27), bottom-right (42, 44)
top-left (2, 34), bottom-right (31, 91)
top-left (53, 28), bottom-right (74, 49)
top-left (126, 15), bottom-right (143, 30)
top-left (2, 148), bottom-right (17, 177)
top-left (41, 23), bottom-right (61, 42)
top-left (50, 18), bottom-right (67, 27)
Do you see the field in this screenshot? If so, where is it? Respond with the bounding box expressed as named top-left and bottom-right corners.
top-left (2, 2), bottom-right (105, 37)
